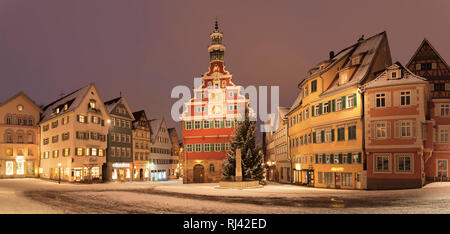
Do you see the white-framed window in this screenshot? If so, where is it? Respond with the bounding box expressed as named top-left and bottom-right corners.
top-left (195, 144), bottom-right (201, 152)
top-left (347, 95), bottom-right (355, 108)
top-left (225, 120), bottom-right (232, 128)
top-left (336, 98), bottom-right (342, 111)
top-left (340, 73), bottom-right (348, 85)
top-left (440, 104), bottom-right (450, 117)
top-left (303, 85), bottom-right (309, 97)
top-left (376, 122), bottom-right (387, 138)
top-left (400, 91), bottom-right (411, 106)
top-left (315, 105), bottom-right (320, 116)
top-left (305, 109), bottom-right (309, 119)
top-left (186, 121), bottom-right (192, 130)
top-left (374, 154), bottom-right (390, 173)
top-left (203, 121), bottom-right (210, 128)
top-left (325, 129), bottom-right (331, 142)
top-left (194, 121), bottom-right (201, 129)
top-left (395, 154), bottom-right (413, 173)
top-left (376, 93), bottom-right (386, 108)
top-left (204, 144), bottom-right (210, 152)
top-left (440, 128), bottom-right (449, 143)
top-left (215, 143), bottom-right (221, 152)
top-left (323, 102), bottom-right (329, 113)
top-left (400, 121), bottom-right (412, 137)
top-left (214, 120), bottom-right (221, 128)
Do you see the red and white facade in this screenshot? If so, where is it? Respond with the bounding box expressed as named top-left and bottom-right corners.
top-left (181, 20), bottom-right (249, 183)
top-left (364, 62), bottom-right (429, 189)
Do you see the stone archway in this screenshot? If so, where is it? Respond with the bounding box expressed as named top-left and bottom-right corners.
top-left (193, 164), bottom-right (205, 183)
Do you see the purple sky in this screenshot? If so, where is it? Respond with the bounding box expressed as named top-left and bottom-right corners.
top-left (0, 0), bottom-right (449, 136)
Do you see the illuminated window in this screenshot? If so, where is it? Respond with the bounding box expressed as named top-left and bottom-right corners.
top-left (400, 121), bottom-right (412, 137)
top-left (99, 149), bottom-right (104, 156)
top-left (76, 148), bottom-right (83, 156)
top-left (6, 161), bottom-right (13, 175)
top-left (340, 73), bottom-right (348, 85)
top-left (89, 100), bottom-right (96, 109)
top-left (16, 161), bottom-right (24, 175)
top-left (376, 122), bottom-right (387, 138)
top-left (440, 129), bottom-right (449, 143)
top-left (91, 148), bottom-right (97, 156)
top-left (112, 169), bottom-right (118, 180)
top-left (437, 160), bottom-right (448, 177)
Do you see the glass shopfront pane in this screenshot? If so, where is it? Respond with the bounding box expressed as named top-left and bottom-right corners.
top-left (6, 161), bottom-right (14, 175)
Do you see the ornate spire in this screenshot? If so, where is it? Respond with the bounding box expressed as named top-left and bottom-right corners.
top-left (208, 17), bottom-right (225, 62)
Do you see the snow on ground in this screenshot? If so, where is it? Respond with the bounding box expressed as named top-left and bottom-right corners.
top-left (1, 178), bottom-right (450, 214)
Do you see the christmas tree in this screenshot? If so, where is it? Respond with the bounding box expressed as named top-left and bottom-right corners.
top-left (222, 107), bottom-right (265, 182)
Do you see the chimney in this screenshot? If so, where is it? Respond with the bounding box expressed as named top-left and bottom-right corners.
top-left (358, 35), bottom-right (364, 42)
top-left (329, 51), bottom-right (334, 60)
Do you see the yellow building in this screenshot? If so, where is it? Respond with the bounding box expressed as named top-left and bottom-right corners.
top-left (287, 32), bottom-right (392, 189)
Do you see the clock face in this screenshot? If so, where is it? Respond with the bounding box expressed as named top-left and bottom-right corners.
top-left (212, 105), bottom-right (222, 115)
top-left (17, 105), bottom-right (23, 112)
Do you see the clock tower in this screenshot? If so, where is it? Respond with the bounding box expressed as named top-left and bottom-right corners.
top-left (181, 18), bottom-right (250, 183)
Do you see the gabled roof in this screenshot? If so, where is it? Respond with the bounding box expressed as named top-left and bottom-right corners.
top-left (406, 38), bottom-right (450, 69)
top-left (278, 107), bottom-right (289, 120)
top-left (288, 90), bottom-right (303, 114)
top-left (40, 84), bottom-right (92, 123)
top-left (363, 62), bottom-right (427, 89)
top-left (148, 118), bottom-right (165, 143)
top-left (0, 91), bottom-right (43, 113)
top-left (104, 96), bottom-right (135, 121)
top-left (322, 31), bottom-right (389, 95)
top-left (132, 110), bottom-right (149, 129)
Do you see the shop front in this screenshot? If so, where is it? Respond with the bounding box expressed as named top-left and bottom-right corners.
top-left (111, 162), bottom-right (132, 182)
top-left (293, 163), bottom-right (314, 186)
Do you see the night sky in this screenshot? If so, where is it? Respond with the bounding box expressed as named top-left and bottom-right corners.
top-left (0, 0), bottom-right (449, 136)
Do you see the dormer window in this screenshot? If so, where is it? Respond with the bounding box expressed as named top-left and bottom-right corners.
top-left (64, 104), bottom-right (68, 110)
top-left (340, 73), bottom-right (348, 85)
top-left (392, 72), bottom-right (397, 78)
top-left (388, 69), bottom-right (401, 79)
top-left (352, 57), bottom-right (360, 65)
top-left (56, 108), bottom-right (60, 114)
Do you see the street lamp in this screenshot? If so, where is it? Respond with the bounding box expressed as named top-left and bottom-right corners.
top-left (57, 163), bottom-right (62, 184)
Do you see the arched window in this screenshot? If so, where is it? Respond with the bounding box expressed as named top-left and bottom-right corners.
top-left (17, 131), bottom-right (24, 143)
top-left (5, 131), bottom-right (13, 143)
top-left (28, 117), bottom-right (34, 126)
top-left (27, 132), bottom-right (33, 144)
top-left (210, 163), bottom-right (215, 173)
top-left (6, 115), bottom-right (12, 125)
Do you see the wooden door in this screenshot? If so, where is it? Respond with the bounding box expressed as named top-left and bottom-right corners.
top-left (193, 164), bottom-right (205, 183)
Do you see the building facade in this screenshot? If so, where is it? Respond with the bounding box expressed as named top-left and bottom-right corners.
top-left (168, 128), bottom-right (181, 178)
top-left (132, 110), bottom-right (151, 181)
top-left (0, 92), bottom-right (42, 178)
top-left (39, 83), bottom-right (109, 182)
top-left (363, 62), bottom-right (429, 189)
top-left (407, 39), bottom-right (450, 182)
top-left (287, 32), bottom-right (392, 189)
top-left (103, 97), bottom-right (135, 182)
top-left (149, 118), bottom-right (177, 180)
top-left (181, 20), bottom-right (250, 183)
top-left (263, 107), bottom-right (290, 183)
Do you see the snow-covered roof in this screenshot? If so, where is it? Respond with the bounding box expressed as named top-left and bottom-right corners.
top-left (288, 90), bottom-right (303, 113)
top-left (104, 97), bottom-right (121, 113)
top-left (278, 107), bottom-right (289, 120)
top-left (363, 62), bottom-right (427, 89)
top-left (322, 32), bottom-right (387, 95)
top-left (148, 118), bottom-right (163, 143)
top-left (40, 84), bottom-right (91, 123)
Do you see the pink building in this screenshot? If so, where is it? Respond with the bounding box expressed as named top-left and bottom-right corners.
top-left (407, 39), bottom-right (450, 182)
top-left (363, 62), bottom-right (429, 189)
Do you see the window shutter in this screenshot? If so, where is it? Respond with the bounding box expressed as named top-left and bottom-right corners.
top-left (331, 129), bottom-right (335, 141)
top-left (338, 154), bottom-right (343, 164)
top-left (221, 120), bottom-right (225, 128)
top-left (321, 130), bottom-right (325, 143)
top-left (77, 115), bottom-right (80, 122)
top-left (201, 144), bottom-right (204, 152)
top-left (386, 121), bottom-right (391, 138)
top-left (347, 153), bottom-right (352, 164)
top-left (358, 152), bottom-right (362, 164)
top-left (311, 106), bottom-right (315, 117)
top-left (386, 91), bottom-right (395, 107)
top-left (332, 100), bottom-right (336, 112)
top-left (318, 103), bottom-right (322, 115)
top-left (353, 93), bottom-right (357, 107)
top-left (315, 154), bottom-right (318, 163)
top-left (328, 101), bottom-right (332, 113)
top-left (348, 126), bottom-right (351, 139)
top-left (313, 132), bottom-right (316, 143)
top-left (342, 96), bottom-right (346, 109)
top-left (371, 123), bottom-right (376, 139)
top-left (330, 154), bottom-right (334, 164)
top-left (395, 121), bottom-right (400, 138)
top-left (210, 120), bottom-right (214, 128)
top-left (322, 154), bottom-right (326, 163)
